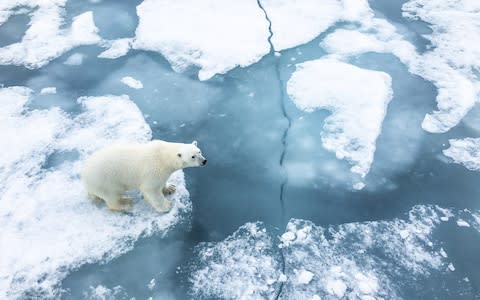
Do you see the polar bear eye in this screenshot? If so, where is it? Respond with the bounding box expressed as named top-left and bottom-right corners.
top-left (192, 155), bottom-right (195, 159)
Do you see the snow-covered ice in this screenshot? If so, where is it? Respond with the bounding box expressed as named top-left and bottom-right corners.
top-left (0, 88), bottom-right (191, 298)
top-left (133, 0), bottom-right (271, 81)
top-left (443, 138), bottom-right (480, 171)
top-left (287, 58), bottom-right (393, 180)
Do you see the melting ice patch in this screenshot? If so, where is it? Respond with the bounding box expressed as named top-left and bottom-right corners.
top-left (287, 58), bottom-right (392, 181)
top-left (190, 206), bottom-right (451, 299)
top-left (443, 138), bottom-right (480, 171)
top-left (121, 76), bottom-right (143, 89)
top-left (133, 0), bottom-right (270, 81)
top-left (0, 1), bottom-right (100, 68)
top-left (0, 88), bottom-right (191, 299)
top-left (189, 223), bottom-right (282, 300)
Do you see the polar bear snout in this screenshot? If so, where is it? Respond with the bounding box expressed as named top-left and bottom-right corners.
top-left (201, 159), bottom-right (207, 166)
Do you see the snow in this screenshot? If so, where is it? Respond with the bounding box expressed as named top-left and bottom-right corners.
top-left (98, 38), bottom-right (133, 59)
top-left (133, 0), bottom-right (270, 81)
top-left (0, 2), bottom-right (100, 68)
top-left (64, 53), bottom-right (85, 66)
top-left (287, 58), bottom-right (393, 179)
top-left (325, 279), bottom-right (347, 297)
top-left (0, 88), bottom-right (191, 299)
top-left (121, 76), bottom-right (144, 89)
top-left (443, 138), bottom-right (480, 171)
top-left (40, 87), bottom-right (57, 94)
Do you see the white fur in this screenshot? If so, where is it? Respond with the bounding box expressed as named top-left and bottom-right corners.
top-left (81, 140), bottom-right (206, 212)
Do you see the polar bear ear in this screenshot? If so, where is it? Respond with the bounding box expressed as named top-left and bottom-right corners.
top-left (192, 140), bottom-right (198, 146)
top-left (177, 153), bottom-right (182, 158)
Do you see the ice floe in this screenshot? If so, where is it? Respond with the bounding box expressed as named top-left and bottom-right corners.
top-left (190, 205), bottom-right (452, 299)
top-left (40, 87), bottom-right (57, 95)
top-left (0, 1), bottom-right (100, 68)
top-left (98, 38), bottom-right (133, 59)
top-left (121, 76), bottom-right (143, 89)
top-left (286, 58), bottom-right (393, 180)
top-left (133, 0), bottom-right (270, 81)
top-left (443, 138), bottom-right (480, 171)
top-left (321, 0), bottom-right (480, 133)
top-left (0, 87), bottom-right (191, 298)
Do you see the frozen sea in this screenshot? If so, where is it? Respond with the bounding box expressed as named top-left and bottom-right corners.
top-left (1, 0), bottom-right (479, 299)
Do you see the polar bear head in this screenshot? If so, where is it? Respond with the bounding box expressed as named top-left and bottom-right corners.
top-left (177, 141), bottom-right (207, 168)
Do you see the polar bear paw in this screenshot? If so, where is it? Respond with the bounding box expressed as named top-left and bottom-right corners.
top-left (162, 184), bottom-right (176, 196)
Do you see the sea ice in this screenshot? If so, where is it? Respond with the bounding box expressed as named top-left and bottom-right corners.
top-left (443, 138), bottom-right (480, 171)
top-left (0, 88), bottom-right (191, 299)
top-left (0, 1), bottom-right (100, 68)
top-left (321, 0), bottom-right (480, 133)
top-left (190, 206), bottom-right (450, 299)
top-left (287, 58), bottom-right (393, 180)
top-left (133, 0), bottom-right (270, 80)
top-left (189, 223), bottom-right (281, 300)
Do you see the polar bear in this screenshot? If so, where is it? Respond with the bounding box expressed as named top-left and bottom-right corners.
top-left (81, 140), bottom-right (207, 213)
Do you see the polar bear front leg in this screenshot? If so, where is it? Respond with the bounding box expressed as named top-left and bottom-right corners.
top-left (162, 184), bottom-right (176, 195)
top-left (142, 189), bottom-right (173, 213)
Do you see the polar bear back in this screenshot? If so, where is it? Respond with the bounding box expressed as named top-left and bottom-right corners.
top-left (81, 141), bottom-right (179, 193)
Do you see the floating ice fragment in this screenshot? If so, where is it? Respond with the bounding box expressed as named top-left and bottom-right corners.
top-left (40, 87), bottom-right (57, 94)
top-left (121, 76), bottom-right (144, 89)
top-left (456, 220), bottom-right (470, 227)
top-left (287, 58), bottom-right (393, 179)
top-left (448, 263), bottom-right (455, 272)
top-left (296, 269), bottom-right (314, 285)
top-left (443, 138), bottom-right (480, 171)
top-left (147, 278), bottom-right (156, 290)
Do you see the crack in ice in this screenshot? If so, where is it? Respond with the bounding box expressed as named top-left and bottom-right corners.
top-left (256, 1), bottom-right (291, 299)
